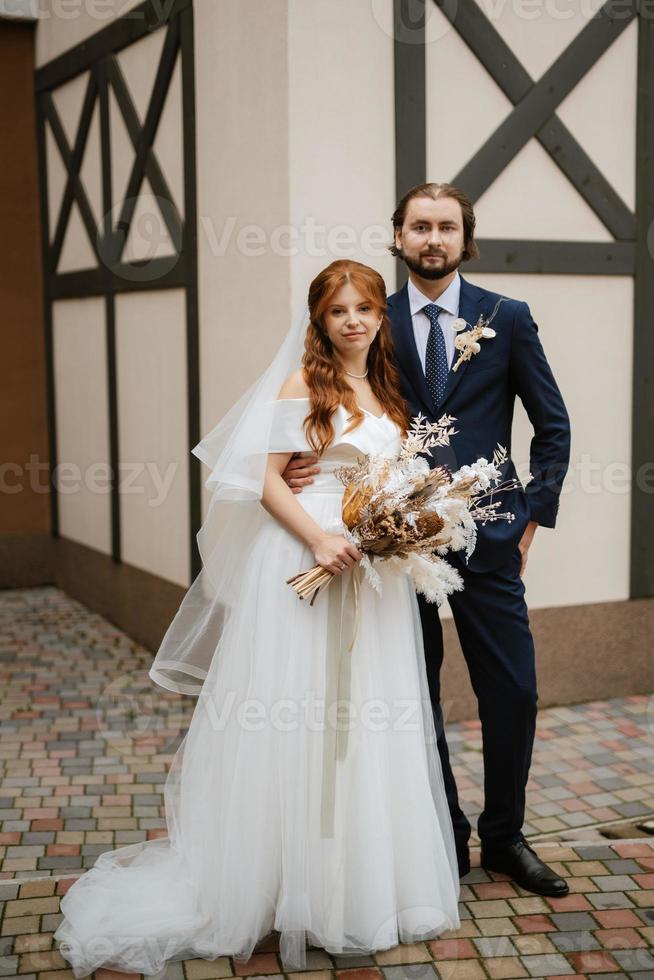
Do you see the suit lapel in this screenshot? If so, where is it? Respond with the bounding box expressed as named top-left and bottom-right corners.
top-left (389, 274), bottom-right (488, 418)
top-left (388, 282), bottom-right (437, 417)
top-left (438, 274), bottom-right (484, 411)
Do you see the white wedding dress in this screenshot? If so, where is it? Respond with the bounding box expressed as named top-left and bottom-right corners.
top-left (55, 399), bottom-right (461, 978)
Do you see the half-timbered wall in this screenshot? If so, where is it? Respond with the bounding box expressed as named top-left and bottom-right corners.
top-left (36, 0), bottom-right (199, 587)
top-left (33, 1), bottom-right (652, 698)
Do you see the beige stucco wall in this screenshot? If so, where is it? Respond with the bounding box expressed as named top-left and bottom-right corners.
top-left (52, 297), bottom-right (112, 555)
top-left (471, 273), bottom-right (632, 611)
top-left (115, 289), bottom-right (190, 584)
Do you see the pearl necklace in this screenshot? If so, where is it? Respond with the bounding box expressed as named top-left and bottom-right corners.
top-left (343, 368), bottom-right (369, 379)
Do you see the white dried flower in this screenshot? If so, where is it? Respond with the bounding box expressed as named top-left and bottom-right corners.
top-left (360, 553), bottom-right (382, 594)
top-left (450, 298), bottom-right (506, 372)
top-left (288, 408), bottom-right (520, 609)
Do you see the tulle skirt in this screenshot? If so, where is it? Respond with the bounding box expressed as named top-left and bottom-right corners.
top-left (55, 489), bottom-right (461, 977)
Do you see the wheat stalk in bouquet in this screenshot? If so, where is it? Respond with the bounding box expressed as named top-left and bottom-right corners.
top-left (286, 414), bottom-right (522, 606)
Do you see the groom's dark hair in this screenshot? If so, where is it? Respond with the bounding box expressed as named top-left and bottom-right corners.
top-left (389, 182), bottom-right (480, 261)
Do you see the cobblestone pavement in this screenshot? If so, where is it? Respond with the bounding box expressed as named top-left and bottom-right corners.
top-left (0, 587), bottom-right (652, 979)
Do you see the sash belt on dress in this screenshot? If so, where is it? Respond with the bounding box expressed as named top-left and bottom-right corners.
top-left (320, 564), bottom-right (361, 839)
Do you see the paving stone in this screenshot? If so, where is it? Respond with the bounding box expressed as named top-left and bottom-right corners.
top-left (150, 963), bottom-right (185, 979)
top-left (549, 930), bottom-right (600, 953)
top-left (2, 588), bottom-right (654, 980)
top-left (332, 954), bottom-right (377, 967)
top-left (540, 787), bottom-right (574, 801)
top-left (601, 859), bottom-right (643, 874)
top-left (627, 889), bottom-right (654, 908)
top-left (381, 966), bottom-right (437, 980)
top-left (37, 857), bottom-right (85, 870)
top-left (461, 870), bottom-right (491, 884)
top-left (472, 937), bottom-right (518, 958)
top-left (548, 911), bottom-right (598, 931)
top-left (20, 832), bottom-right (56, 844)
top-left (184, 960), bottom-right (234, 978)
top-left (6, 845), bottom-right (45, 858)
top-left (594, 777), bottom-right (629, 789)
top-left (612, 950), bottom-right (654, 972)
top-left (587, 891), bottom-right (635, 910)
top-left (566, 949), bottom-right (621, 973)
top-left (572, 846), bottom-right (616, 861)
top-left (303, 950), bottom-right (335, 969)
top-left (474, 918), bottom-right (517, 937)
top-left (511, 934), bottom-right (556, 957)
top-left (430, 960), bottom-right (486, 979)
top-left (40, 913), bottom-right (63, 932)
top-left (519, 953), bottom-right (572, 976)
top-left (81, 843), bottom-right (112, 856)
top-left (61, 819), bottom-right (95, 831)
top-left (465, 900), bottom-right (513, 918)
top-left (375, 944), bottom-right (430, 966)
top-left (615, 802), bottom-right (652, 816)
top-left (594, 909), bottom-right (643, 928)
top-left (591, 875), bottom-right (637, 891)
top-left (0, 956), bottom-right (19, 976)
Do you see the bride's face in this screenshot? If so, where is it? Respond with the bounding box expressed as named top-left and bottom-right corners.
top-left (321, 283), bottom-right (382, 358)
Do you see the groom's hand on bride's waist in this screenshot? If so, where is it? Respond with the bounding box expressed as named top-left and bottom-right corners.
top-left (282, 453), bottom-right (320, 494)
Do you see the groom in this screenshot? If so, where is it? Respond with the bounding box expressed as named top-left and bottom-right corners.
top-left (284, 183), bottom-right (571, 897)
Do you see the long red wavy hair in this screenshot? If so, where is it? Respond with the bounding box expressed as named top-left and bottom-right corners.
top-left (302, 260), bottom-right (410, 455)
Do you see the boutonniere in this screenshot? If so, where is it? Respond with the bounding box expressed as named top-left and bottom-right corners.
top-left (450, 297), bottom-right (506, 372)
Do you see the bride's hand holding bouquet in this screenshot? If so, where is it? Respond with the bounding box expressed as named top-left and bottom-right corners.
top-left (312, 533), bottom-right (362, 577)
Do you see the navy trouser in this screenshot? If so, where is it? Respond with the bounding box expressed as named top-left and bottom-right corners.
top-left (418, 544), bottom-right (538, 856)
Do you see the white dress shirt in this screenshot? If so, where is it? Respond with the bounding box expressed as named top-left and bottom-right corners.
top-left (407, 272), bottom-right (461, 371)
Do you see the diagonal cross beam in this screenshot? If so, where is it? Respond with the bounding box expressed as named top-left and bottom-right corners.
top-left (433, 0), bottom-right (636, 240)
top-left (103, 18), bottom-right (183, 266)
top-left (44, 71), bottom-right (101, 272)
top-left (104, 56), bottom-right (181, 239)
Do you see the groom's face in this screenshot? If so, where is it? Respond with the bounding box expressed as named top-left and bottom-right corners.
top-left (394, 196), bottom-right (465, 281)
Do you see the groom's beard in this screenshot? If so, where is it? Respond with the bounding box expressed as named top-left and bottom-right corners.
top-left (400, 248), bottom-right (464, 281)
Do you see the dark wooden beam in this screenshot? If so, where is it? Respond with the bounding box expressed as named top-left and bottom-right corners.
top-left (98, 56), bottom-right (121, 564)
top-left (434, 0), bottom-right (636, 240)
top-left (394, 0), bottom-right (427, 290)
top-left (104, 52), bottom-right (183, 256)
top-left (179, 3), bottom-right (201, 582)
top-left (49, 259), bottom-right (188, 299)
top-left (469, 240), bottom-right (636, 276)
top-left (35, 94), bottom-right (58, 537)
top-left (631, 8), bottom-right (654, 597)
top-left (453, 0), bottom-right (636, 204)
top-left (35, 0), bottom-right (191, 93)
top-left (103, 19), bottom-right (182, 267)
top-left (43, 74), bottom-right (100, 272)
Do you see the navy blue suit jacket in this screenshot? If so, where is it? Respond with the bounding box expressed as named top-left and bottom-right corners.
top-left (387, 275), bottom-right (571, 572)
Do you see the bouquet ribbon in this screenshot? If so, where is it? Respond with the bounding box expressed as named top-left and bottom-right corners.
top-left (320, 562), bottom-right (361, 839)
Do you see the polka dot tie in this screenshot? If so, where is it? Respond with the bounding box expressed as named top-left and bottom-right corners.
top-left (423, 303), bottom-right (448, 407)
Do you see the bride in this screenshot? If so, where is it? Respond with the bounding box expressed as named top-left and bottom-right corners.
top-left (54, 259), bottom-right (461, 977)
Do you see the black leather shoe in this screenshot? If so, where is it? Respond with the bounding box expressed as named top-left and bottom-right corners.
top-left (481, 838), bottom-right (569, 896)
top-left (458, 851), bottom-right (471, 878)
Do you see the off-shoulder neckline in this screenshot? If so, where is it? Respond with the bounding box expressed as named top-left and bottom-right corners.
top-left (275, 396), bottom-right (388, 422)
